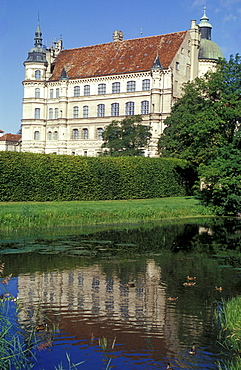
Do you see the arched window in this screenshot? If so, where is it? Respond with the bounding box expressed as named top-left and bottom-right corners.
top-left (53, 131), bottom-right (58, 140)
top-left (73, 129), bottom-right (79, 140)
top-left (141, 100), bottom-right (149, 114)
top-left (34, 108), bottom-right (40, 119)
top-left (98, 84), bottom-right (106, 95)
top-left (112, 82), bottom-right (120, 94)
top-left (142, 79), bottom-right (150, 91)
top-left (49, 108), bottom-right (53, 119)
top-left (73, 106), bottom-right (79, 118)
top-left (97, 104), bottom-right (105, 117)
top-left (125, 102), bottom-right (134, 116)
top-left (83, 128), bottom-right (89, 140)
top-left (35, 88), bottom-right (40, 98)
top-left (97, 128), bottom-right (103, 140)
top-left (34, 131), bottom-right (40, 140)
top-left (83, 105), bottom-right (89, 118)
top-left (48, 131), bottom-right (52, 140)
top-left (50, 89), bottom-right (54, 99)
top-left (127, 81), bottom-right (136, 92)
top-left (111, 103), bottom-right (119, 116)
top-left (35, 70), bottom-right (41, 79)
top-left (74, 86), bottom-right (80, 97)
top-left (84, 85), bottom-right (90, 96)
top-left (55, 108), bottom-right (58, 119)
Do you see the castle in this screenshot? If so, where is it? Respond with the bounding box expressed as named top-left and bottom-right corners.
top-left (21, 8), bottom-right (222, 157)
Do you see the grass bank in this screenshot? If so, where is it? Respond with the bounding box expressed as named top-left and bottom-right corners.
top-left (0, 196), bottom-right (213, 234)
top-left (217, 297), bottom-right (241, 370)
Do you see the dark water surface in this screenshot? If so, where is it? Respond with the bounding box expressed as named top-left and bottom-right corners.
top-left (1, 217), bottom-right (241, 369)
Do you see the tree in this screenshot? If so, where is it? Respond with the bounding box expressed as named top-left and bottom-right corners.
top-left (198, 146), bottom-right (241, 215)
top-left (158, 55), bottom-right (241, 166)
top-left (101, 115), bottom-right (152, 156)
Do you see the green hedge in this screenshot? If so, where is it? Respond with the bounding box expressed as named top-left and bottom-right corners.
top-left (0, 152), bottom-right (195, 201)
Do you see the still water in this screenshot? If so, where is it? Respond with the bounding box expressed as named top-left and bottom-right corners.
top-left (1, 217), bottom-right (241, 369)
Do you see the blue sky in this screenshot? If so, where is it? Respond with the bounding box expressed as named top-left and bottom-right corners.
top-left (0, 0), bottom-right (240, 134)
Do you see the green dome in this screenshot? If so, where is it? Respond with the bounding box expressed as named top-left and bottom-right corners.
top-left (198, 38), bottom-right (223, 60)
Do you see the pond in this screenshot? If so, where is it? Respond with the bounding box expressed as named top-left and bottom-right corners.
top-left (1, 217), bottom-right (241, 370)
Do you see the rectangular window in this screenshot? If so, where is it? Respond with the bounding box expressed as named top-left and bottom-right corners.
top-left (35, 88), bottom-right (40, 98)
top-left (98, 84), bottom-right (106, 95)
top-left (73, 106), bottom-right (79, 118)
top-left (83, 105), bottom-right (89, 118)
top-left (97, 128), bottom-right (103, 140)
top-left (141, 101), bottom-right (149, 114)
top-left (73, 129), bottom-right (79, 140)
top-left (34, 108), bottom-right (40, 119)
top-left (50, 89), bottom-right (54, 99)
top-left (84, 85), bottom-right (90, 96)
top-left (83, 128), bottom-right (88, 140)
top-left (35, 70), bottom-right (41, 79)
top-left (97, 104), bottom-right (105, 117)
top-left (142, 79), bottom-right (150, 91)
top-left (56, 88), bottom-right (60, 98)
top-left (125, 102), bottom-right (134, 115)
top-left (111, 103), bottom-right (119, 116)
top-left (55, 108), bottom-right (58, 119)
top-left (127, 81), bottom-right (136, 92)
top-left (49, 108), bottom-right (53, 119)
top-left (112, 82), bottom-right (120, 94)
top-left (74, 86), bottom-right (80, 97)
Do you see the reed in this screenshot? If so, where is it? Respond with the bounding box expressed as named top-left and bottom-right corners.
top-left (0, 197), bottom-right (213, 234)
top-left (216, 297), bottom-right (241, 369)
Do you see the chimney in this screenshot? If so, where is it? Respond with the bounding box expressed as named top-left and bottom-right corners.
top-left (112, 30), bottom-right (124, 41)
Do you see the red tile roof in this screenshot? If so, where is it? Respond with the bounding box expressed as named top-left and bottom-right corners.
top-left (0, 134), bottom-right (21, 142)
top-left (50, 31), bottom-right (187, 81)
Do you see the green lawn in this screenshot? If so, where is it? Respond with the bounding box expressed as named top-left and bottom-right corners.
top-left (0, 196), bottom-right (213, 233)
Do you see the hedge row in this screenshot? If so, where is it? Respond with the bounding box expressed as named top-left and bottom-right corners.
top-left (0, 152), bottom-right (195, 201)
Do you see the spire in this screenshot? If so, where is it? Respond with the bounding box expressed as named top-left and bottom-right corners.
top-left (24, 21), bottom-right (47, 65)
top-left (151, 54), bottom-right (163, 70)
top-left (34, 21), bottom-right (43, 48)
top-left (198, 7), bottom-right (212, 40)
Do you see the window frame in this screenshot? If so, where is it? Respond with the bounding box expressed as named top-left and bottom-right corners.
top-left (127, 81), bottom-right (136, 92)
top-left (97, 128), bottom-right (103, 140)
top-left (73, 128), bottom-right (79, 140)
top-left (142, 79), bottom-right (150, 91)
top-left (98, 84), bottom-right (106, 95)
top-left (73, 106), bottom-right (79, 118)
top-left (35, 70), bottom-right (41, 79)
top-left (84, 85), bottom-right (90, 96)
top-left (83, 105), bottom-right (89, 118)
top-left (97, 104), bottom-right (105, 117)
top-left (125, 101), bottom-right (135, 116)
top-left (34, 108), bottom-right (40, 119)
top-left (111, 103), bottom-right (119, 116)
top-left (83, 128), bottom-right (89, 140)
top-left (74, 86), bottom-right (80, 97)
top-left (112, 82), bottom-right (120, 94)
top-left (35, 88), bottom-right (40, 98)
top-left (141, 100), bottom-right (149, 115)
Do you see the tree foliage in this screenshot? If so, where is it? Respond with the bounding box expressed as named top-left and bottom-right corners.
top-left (101, 115), bottom-right (152, 156)
top-left (198, 146), bottom-right (241, 215)
top-left (158, 54), bottom-right (241, 166)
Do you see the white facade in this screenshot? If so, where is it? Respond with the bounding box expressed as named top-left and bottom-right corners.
top-left (22, 11), bottom-right (222, 157)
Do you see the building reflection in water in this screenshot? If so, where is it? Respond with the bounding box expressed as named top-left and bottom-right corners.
top-left (17, 259), bottom-right (182, 359)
